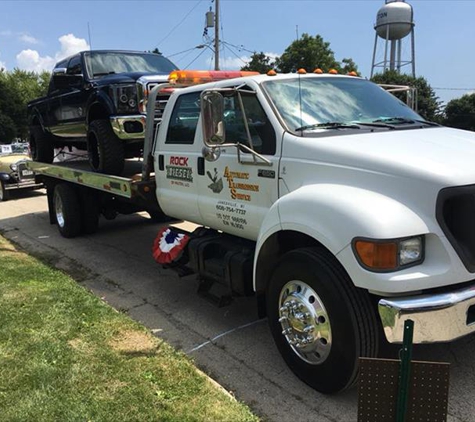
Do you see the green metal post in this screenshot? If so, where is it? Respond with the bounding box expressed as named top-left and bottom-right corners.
top-left (396, 319), bottom-right (414, 422)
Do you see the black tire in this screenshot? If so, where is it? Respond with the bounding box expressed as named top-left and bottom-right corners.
top-left (79, 189), bottom-right (100, 234)
top-left (148, 210), bottom-right (172, 223)
top-left (0, 180), bottom-right (9, 202)
top-left (266, 247), bottom-right (379, 394)
top-left (29, 126), bottom-right (54, 163)
top-left (87, 119), bottom-right (124, 175)
top-left (53, 184), bottom-right (82, 238)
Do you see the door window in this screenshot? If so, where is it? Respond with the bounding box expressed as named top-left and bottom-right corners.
top-left (223, 92), bottom-right (276, 155)
top-left (166, 92), bottom-right (201, 145)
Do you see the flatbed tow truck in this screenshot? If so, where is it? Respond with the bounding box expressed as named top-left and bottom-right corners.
top-left (26, 69), bottom-right (475, 395)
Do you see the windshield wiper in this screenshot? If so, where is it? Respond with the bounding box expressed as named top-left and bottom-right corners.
top-left (295, 122), bottom-right (361, 132)
top-left (372, 117), bottom-right (439, 127)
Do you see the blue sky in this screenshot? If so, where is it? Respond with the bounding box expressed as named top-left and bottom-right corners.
top-left (0, 0), bottom-right (474, 105)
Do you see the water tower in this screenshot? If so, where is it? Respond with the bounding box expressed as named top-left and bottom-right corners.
top-left (370, 0), bottom-right (415, 77)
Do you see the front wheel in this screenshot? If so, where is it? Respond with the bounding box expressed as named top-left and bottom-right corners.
top-left (0, 180), bottom-right (9, 202)
top-left (87, 119), bottom-right (124, 175)
top-left (266, 247), bottom-right (379, 394)
top-left (29, 126), bottom-right (54, 163)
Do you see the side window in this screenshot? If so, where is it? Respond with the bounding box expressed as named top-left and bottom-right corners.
top-left (67, 56), bottom-right (82, 75)
top-left (166, 92), bottom-right (201, 145)
top-left (223, 91), bottom-right (276, 155)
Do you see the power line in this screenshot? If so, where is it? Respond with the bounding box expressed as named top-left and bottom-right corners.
top-left (433, 87), bottom-right (474, 91)
top-left (156, 0), bottom-right (203, 47)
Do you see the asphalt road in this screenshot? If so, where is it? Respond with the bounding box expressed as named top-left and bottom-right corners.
top-left (1, 188), bottom-right (475, 422)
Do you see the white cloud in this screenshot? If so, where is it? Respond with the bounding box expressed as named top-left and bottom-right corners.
top-left (16, 33), bottom-right (89, 72)
top-left (19, 33), bottom-right (39, 44)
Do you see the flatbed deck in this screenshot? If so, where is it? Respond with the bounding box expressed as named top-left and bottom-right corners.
top-left (26, 159), bottom-right (154, 200)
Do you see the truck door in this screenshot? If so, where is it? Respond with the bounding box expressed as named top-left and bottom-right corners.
top-left (57, 55), bottom-right (88, 138)
top-left (154, 91), bottom-right (203, 223)
top-left (196, 87), bottom-right (279, 241)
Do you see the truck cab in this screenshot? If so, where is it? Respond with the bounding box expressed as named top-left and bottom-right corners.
top-left (152, 71), bottom-right (475, 393)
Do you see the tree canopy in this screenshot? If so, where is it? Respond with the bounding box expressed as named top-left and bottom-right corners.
top-left (371, 70), bottom-right (442, 122)
top-left (0, 69), bottom-right (50, 143)
top-left (444, 93), bottom-right (475, 131)
top-left (241, 33), bottom-right (358, 74)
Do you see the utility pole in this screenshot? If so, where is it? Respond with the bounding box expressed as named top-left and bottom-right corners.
top-left (214, 0), bottom-right (220, 70)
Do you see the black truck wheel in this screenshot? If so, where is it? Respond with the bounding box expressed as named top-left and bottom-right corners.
top-left (0, 180), bottom-right (9, 202)
top-left (29, 126), bottom-right (54, 163)
top-left (87, 120), bottom-right (125, 175)
top-left (266, 247), bottom-right (379, 394)
top-left (53, 184), bottom-right (82, 238)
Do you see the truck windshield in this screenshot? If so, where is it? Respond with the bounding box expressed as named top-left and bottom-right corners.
top-left (84, 52), bottom-right (177, 78)
top-left (262, 77), bottom-right (424, 133)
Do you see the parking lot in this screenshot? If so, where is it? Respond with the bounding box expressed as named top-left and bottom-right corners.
top-left (1, 189), bottom-right (474, 422)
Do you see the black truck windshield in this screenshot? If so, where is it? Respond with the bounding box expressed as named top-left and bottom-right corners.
top-left (84, 52), bottom-right (176, 78)
top-left (262, 76), bottom-right (424, 133)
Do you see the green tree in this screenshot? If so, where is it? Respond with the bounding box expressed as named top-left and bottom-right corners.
top-left (241, 52), bottom-right (275, 73)
top-left (0, 114), bottom-right (17, 143)
top-left (275, 33), bottom-right (357, 74)
top-left (444, 93), bottom-right (475, 131)
top-left (0, 69), bottom-right (50, 140)
top-left (371, 70), bottom-right (442, 122)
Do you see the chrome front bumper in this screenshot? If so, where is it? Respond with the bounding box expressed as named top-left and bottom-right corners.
top-left (110, 115), bottom-right (146, 140)
top-left (379, 282), bottom-right (475, 343)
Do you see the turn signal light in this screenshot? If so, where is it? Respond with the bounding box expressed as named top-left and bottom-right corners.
top-left (354, 240), bottom-right (398, 270)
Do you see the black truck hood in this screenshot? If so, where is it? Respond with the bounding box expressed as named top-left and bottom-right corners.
top-left (93, 72), bottom-right (170, 86)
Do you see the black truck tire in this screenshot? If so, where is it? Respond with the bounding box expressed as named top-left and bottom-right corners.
top-left (0, 180), bottom-right (9, 202)
top-left (266, 247), bottom-right (379, 394)
top-left (53, 184), bottom-right (82, 238)
top-left (29, 126), bottom-right (54, 163)
top-left (87, 120), bottom-right (125, 175)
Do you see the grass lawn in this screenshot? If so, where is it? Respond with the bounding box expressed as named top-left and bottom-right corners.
top-left (0, 235), bottom-right (259, 422)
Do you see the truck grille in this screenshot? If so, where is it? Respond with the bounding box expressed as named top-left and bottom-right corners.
top-left (437, 185), bottom-right (475, 272)
top-left (146, 82), bottom-right (171, 120)
top-left (17, 161), bottom-right (35, 182)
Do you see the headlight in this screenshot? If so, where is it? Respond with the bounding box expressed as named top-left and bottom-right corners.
top-left (10, 163), bottom-right (18, 172)
top-left (110, 84), bottom-right (138, 114)
top-left (353, 235), bottom-right (424, 272)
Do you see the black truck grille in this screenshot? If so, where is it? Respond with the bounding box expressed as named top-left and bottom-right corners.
top-left (437, 184), bottom-right (475, 272)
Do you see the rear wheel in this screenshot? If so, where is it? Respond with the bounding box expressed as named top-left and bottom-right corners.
top-left (54, 184), bottom-right (81, 238)
top-left (266, 247), bottom-right (379, 394)
top-left (87, 119), bottom-right (124, 175)
top-left (29, 126), bottom-right (54, 163)
top-left (0, 180), bottom-right (9, 201)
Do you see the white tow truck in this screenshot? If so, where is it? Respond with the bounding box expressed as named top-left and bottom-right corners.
top-left (26, 69), bottom-right (475, 394)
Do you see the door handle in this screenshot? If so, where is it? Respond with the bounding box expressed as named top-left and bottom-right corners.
top-left (158, 155), bottom-right (164, 171)
top-left (197, 157), bottom-right (205, 175)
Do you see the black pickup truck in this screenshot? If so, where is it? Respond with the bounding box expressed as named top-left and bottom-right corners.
top-left (27, 50), bottom-right (177, 175)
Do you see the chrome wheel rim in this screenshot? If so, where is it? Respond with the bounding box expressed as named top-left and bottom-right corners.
top-left (55, 192), bottom-right (65, 228)
top-left (278, 280), bottom-right (332, 365)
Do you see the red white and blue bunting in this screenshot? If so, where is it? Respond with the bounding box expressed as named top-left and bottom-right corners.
top-left (152, 227), bottom-right (190, 265)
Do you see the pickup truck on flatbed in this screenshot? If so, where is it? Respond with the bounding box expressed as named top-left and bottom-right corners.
top-left (26, 69), bottom-right (475, 394)
top-left (27, 50), bottom-right (177, 175)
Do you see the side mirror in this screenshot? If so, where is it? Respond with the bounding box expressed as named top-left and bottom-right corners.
top-left (201, 90), bottom-right (226, 146)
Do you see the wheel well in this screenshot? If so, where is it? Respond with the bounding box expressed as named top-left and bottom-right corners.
top-left (255, 230), bottom-right (327, 295)
top-left (88, 103), bottom-right (108, 125)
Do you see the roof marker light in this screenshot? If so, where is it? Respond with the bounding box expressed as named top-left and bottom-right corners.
top-left (313, 68), bottom-right (323, 74)
top-left (297, 68), bottom-right (307, 74)
top-left (328, 69), bottom-right (338, 74)
top-left (267, 70), bottom-right (277, 76)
